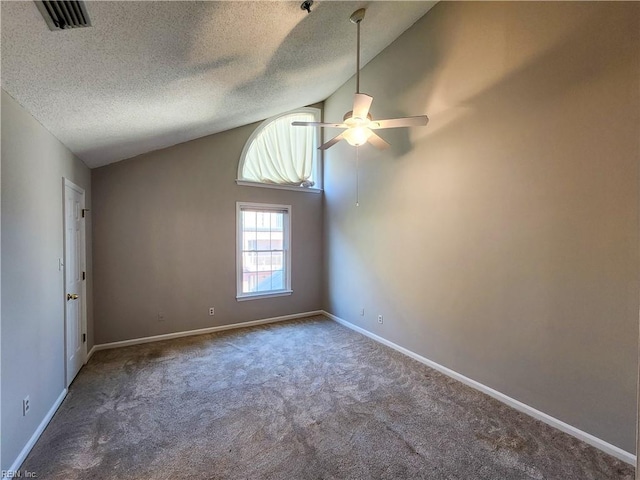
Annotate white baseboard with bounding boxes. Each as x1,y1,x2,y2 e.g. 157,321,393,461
323,310,636,466
90,310,324,354
4,388,67,477
86,344,97,362
7,311,632,475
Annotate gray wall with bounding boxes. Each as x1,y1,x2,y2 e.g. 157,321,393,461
92,119,323,345
323,2,639,453
1,90,93,469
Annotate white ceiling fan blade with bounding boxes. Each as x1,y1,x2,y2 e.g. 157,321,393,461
367,131,390,150
319,132,346,150
352,93,373,120
370,115,429,129
292,121,347,128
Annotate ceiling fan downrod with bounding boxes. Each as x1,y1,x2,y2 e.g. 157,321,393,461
350,8,366,94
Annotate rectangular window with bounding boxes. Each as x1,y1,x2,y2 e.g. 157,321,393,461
237,202,292,301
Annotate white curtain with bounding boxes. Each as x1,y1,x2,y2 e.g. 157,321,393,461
241,112,317,186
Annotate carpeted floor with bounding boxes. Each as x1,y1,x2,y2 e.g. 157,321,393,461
22,315,633,479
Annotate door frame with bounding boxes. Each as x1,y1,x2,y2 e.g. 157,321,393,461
63,178,88,387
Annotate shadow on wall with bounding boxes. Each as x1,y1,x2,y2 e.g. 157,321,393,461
421,2,638,146
357,2,637,160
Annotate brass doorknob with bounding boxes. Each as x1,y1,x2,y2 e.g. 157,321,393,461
67,293,79,301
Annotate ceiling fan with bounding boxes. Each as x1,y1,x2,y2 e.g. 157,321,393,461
292,8,429,150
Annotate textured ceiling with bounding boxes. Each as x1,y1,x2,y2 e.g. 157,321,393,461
1,1,436,168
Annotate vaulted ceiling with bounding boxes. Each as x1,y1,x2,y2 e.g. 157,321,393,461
1,1,436,167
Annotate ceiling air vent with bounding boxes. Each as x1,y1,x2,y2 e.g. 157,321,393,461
34,1,91,31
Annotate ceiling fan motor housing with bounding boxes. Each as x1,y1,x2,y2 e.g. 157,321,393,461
343,111,373,123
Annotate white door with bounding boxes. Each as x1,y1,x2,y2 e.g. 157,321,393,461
64,179,86,386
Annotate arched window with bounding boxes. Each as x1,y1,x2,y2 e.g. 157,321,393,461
237,107,321,191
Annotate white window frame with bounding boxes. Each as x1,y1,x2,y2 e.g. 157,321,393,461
236,202,292,301
236,107,323,193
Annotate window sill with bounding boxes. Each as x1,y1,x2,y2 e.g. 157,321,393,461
236,180,322,194
236,290,293,302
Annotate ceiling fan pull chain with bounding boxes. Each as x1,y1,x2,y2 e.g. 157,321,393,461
356,146,360,207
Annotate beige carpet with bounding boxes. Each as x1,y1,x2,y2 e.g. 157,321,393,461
21,315,633,479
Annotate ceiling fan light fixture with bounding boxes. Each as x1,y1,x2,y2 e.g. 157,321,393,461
344,127,372,147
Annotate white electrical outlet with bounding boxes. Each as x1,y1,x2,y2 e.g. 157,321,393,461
157,312,165,322
208,307,215,316
378,315,383,324
23,396,30,416
360,308,365,316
